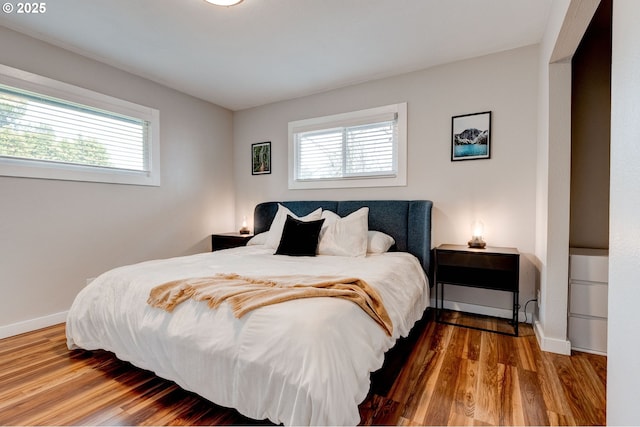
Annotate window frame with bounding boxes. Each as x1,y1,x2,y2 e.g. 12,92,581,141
288,103,407,190
0,64,160,186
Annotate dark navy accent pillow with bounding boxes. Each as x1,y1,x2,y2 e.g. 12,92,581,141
275,215,325,257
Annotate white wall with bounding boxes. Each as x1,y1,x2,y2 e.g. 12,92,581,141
233,45,540,316
534,0,599,355
534,0,566,352
532,4,640,424
608,1,640,424
0,27,235,336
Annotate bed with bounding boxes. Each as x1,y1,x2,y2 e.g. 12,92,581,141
66,200,433,426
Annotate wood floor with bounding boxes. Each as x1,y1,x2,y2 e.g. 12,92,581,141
0,313,606,426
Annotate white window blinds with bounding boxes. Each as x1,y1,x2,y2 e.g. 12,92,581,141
289,103,406,189
0,85,149,172
295,119,397,180
0,64,159,186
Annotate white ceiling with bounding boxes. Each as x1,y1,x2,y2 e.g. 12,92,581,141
0,0,552,111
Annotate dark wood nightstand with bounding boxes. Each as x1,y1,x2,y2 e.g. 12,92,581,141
434,244,520,336
211,232,253,252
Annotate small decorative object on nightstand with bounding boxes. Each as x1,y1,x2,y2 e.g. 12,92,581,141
435,244,520,336
211,232,253,252
239,216,251,235
467,220,486,248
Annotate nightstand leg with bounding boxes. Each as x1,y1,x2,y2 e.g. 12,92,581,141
514,291,519,336
435,281,445,323
435,279,439,321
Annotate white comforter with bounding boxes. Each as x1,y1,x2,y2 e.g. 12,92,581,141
66,245,429,426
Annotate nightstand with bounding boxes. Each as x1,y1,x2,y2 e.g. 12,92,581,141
434,244,520,336
211,232,253,252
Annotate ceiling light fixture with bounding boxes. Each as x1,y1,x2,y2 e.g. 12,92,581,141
204,0,243,6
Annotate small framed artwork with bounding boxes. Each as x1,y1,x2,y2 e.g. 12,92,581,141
451,111,491,161
252,141,271,175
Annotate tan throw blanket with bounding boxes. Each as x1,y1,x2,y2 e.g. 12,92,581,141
148,273,393,336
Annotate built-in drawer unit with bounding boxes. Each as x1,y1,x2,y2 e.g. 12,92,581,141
569,281,608,318
570,248,608,283
568,248,608,355
569,316,608,354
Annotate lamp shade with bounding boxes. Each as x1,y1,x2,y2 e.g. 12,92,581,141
468,220,486,248
471,220,484,238
239,215,251,234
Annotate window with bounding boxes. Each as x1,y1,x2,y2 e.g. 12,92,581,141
288,103,406,189
0,64,160,186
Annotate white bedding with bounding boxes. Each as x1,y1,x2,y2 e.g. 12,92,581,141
66,245,429,426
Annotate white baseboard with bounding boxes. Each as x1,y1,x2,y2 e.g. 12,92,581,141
0,311,68,340
533,319,572,355
571,346,607,356
435,299,533,324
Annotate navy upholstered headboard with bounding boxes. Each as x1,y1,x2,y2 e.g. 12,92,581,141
253,200,433,274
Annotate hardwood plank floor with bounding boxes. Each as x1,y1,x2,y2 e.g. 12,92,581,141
0,313,606,426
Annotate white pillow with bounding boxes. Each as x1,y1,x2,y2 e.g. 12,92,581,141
317,207,369,257
246,231,268,246
367,230,395,254
318,209,340,243
319,209,340,228
264,204,323,249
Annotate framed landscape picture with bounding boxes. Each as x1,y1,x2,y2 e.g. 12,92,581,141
451,111,491,161
252,141,271,175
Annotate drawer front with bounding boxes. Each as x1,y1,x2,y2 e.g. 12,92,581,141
211,235,250,251
570,254,608,282
569,315,608,354
437,251,519,271
436,250,519,292
570,281,608,318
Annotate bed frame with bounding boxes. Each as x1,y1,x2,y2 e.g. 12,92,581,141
255,200,434,398
254,200,433,274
